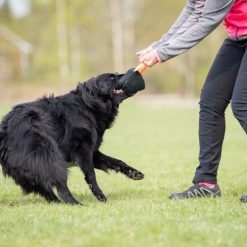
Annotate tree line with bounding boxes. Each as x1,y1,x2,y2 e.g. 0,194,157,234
0,0,226,96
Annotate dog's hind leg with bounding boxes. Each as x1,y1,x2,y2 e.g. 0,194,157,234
22,183,60,203
28,133,81,205
2,126,81,205
17,159,78,205
93,151,144,180
55,183,81,205
41,189,60,203
37,186,60,203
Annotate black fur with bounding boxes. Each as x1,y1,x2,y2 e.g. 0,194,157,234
0,73,144,205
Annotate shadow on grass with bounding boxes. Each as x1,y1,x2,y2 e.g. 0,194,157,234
0,187,150,207
73,187,152,205
0,194,49,207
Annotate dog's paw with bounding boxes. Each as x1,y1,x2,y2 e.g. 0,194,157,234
127,170,144,180
96,193,107,202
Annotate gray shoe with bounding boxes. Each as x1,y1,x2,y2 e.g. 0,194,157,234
169,184,221,200
240,194,247,202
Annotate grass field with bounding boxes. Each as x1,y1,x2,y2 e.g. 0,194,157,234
0,100,247,247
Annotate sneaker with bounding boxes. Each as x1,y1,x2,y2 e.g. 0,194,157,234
169,184,221,200
240,194,247,202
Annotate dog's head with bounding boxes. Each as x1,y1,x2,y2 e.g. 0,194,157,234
93,73,131,104
83,73,131,102
76,73,132,114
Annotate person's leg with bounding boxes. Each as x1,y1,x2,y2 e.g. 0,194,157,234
231,41,247,131
170,39,245,199
229,40,247,202
193,39,245,184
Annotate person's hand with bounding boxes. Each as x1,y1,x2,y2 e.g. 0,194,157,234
136,47,153,59
136,47,160,67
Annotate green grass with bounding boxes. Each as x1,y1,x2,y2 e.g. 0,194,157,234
0,101,247,247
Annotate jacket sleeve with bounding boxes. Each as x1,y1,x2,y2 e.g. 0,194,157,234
153,0,235,62
150,0,194,49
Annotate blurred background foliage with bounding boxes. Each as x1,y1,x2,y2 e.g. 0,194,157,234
0,0,227,103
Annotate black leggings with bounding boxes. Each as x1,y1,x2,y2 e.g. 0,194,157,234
193,38,247,184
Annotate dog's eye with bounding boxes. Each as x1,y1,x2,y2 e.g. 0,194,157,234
110,76,115,81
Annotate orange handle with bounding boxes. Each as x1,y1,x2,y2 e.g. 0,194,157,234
134,63,148,74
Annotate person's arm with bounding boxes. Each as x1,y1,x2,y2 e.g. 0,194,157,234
154,0,234,62
150,0,194,49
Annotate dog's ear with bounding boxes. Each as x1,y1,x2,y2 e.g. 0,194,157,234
83,93,113,114
79,80,113,114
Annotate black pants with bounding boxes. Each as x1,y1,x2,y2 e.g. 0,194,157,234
193,38,247,184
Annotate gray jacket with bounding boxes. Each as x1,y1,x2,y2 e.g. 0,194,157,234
150,0,235,62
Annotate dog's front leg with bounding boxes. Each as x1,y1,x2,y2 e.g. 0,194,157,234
94,151,144,180
74,150,107,202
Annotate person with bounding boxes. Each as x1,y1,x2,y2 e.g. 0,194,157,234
137,0,247,202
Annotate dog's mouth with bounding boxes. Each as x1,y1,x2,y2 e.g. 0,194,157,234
113,74,125,95
112,80,130,103
113,69,145,97
113,88,124,95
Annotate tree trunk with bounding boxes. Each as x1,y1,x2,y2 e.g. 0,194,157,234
56,0,70,83
110,0,124,72
68,0,81,82
123,0,136,67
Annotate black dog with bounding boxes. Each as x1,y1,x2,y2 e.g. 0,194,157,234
0,73,144,205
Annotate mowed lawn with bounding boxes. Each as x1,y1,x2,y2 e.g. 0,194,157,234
0,100,247,247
